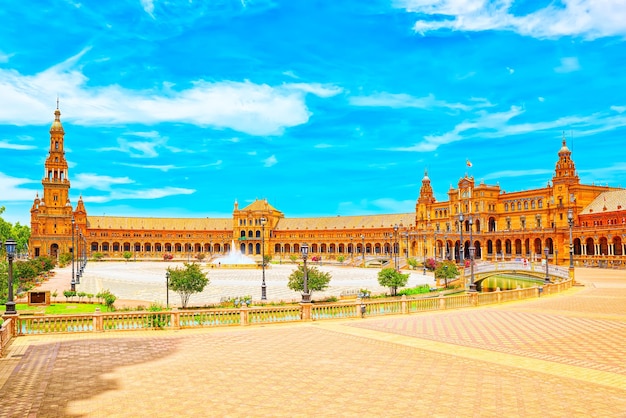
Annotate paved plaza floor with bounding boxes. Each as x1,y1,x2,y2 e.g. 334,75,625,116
1,268,625,417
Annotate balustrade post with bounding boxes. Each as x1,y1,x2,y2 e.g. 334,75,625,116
239,306,249,326
300,303,312,321
401,295,408,314
171,308,180,330
438,293,446,310
469,292,478,307
496,287,502,304
93,308,103,332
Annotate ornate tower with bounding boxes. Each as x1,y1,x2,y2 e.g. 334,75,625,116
552,135,579,186
29,105,75,258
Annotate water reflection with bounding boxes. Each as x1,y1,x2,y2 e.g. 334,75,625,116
478,274,544,292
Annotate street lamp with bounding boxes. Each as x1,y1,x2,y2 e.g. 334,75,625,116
75,227,81,284
2,239,17,315
71,217,76,291
422,233,427,275
567,208,574,269
350,236,353,261
459,212,464,265
469,246,476,292
543,247,550,283
361,234,365,268
261,217,267,300
468,215,476,292
393,224,399,270
301,243,310,303
165,270,170,308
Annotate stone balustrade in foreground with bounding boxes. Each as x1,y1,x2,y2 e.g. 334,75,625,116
1,280,573,354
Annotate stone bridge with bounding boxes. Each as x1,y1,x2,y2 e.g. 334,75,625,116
452,261,573,289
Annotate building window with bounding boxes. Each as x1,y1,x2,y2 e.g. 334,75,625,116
504,203,509,211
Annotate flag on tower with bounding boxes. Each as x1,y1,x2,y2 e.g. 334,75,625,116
466,159,473,168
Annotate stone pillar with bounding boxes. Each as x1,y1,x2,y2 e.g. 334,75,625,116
171,307,180,330
438,293,446,310
239,306,249,326
401,295,408,314
300,303,312,321
93,308,103,332
496,287,502,304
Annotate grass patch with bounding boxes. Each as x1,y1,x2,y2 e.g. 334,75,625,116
1,303,107,315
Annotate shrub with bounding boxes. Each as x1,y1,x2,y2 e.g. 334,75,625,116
92,252,104,261
163,253,174,261
196,253,206,261
337,255,345,263
397,284,431,296
58,253,72,268
145,302,169,329
63,289,77,302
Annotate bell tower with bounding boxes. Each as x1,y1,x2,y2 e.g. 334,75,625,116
552,135,579,186
29,104,75,258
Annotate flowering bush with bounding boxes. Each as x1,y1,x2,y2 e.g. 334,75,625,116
163,253,174,261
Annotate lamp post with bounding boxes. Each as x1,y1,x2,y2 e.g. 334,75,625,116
261,217,267,300
165,270,170,308
393,224,399,271
2,239,17,315
71,217,76,291
404,231,409,259
75,227,82,284
543,247,550,283
423,233,427,275
567,208,574,269
469,215,476,291
459,212,464,265
361,234,365,268
301,243,310,303
350,236,353,262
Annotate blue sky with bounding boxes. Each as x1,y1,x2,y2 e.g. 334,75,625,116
1,0,626,226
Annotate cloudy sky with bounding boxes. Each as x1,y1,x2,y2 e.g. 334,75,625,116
1,0,626,226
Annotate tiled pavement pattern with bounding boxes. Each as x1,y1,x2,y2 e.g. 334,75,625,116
1,268,625,417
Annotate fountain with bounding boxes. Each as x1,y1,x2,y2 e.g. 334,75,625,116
211,240,258,268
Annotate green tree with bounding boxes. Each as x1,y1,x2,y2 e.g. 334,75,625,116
58,252,72,267
377,267,409,296
122,251,133,261
0,206,31,254
434,261,459,288
287,265,331,298
167,263,209,308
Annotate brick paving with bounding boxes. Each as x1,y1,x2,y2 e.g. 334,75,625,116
1,268,625,417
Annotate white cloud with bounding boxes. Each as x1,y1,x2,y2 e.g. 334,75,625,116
555,57,581,73
483,169,553,181
0,51,342,136
263,155,278,167
140,0,155,18
610,105,626,113
350,92,493,111
390,105,626,153
0,51,14,64
0,141,37,150
82,187,195,203
506,67,515,74
0,172,39,201
337,198,415,215
97,137,163,158
314,143,333,149
71,173,134,191
399,0,626,39
538,97,545,102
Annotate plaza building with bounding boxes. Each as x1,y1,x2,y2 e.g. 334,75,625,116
29,107,626,268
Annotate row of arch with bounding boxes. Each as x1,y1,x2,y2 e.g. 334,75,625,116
85,235,625,258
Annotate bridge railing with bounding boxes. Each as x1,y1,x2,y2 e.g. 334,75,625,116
466,261,570,280
4,279,573,341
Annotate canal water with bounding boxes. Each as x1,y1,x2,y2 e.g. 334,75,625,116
478,274,544,292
